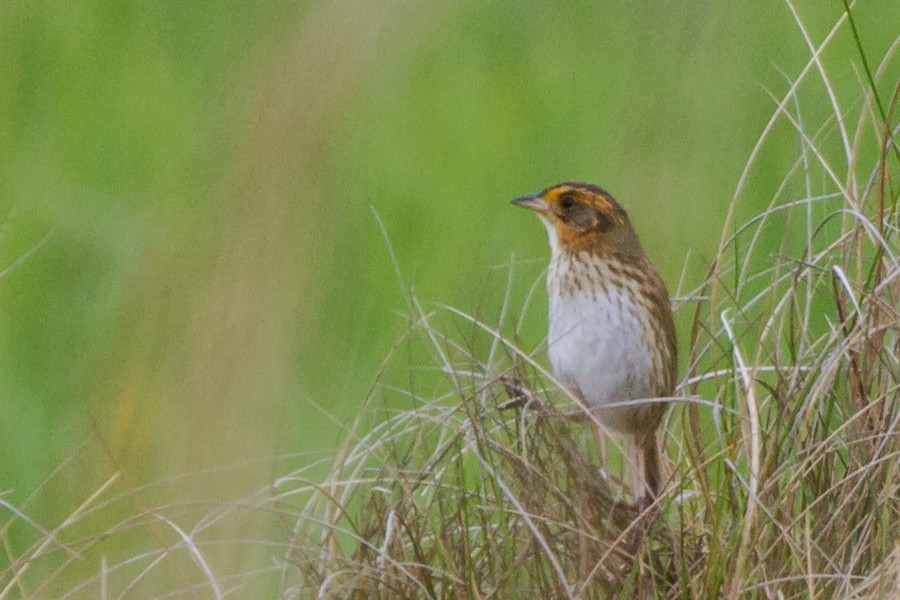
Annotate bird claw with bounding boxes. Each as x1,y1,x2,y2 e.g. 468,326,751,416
498,375,559,415
498,375,532,410
498,376,589,422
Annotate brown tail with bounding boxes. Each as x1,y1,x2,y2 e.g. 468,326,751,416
634,433,662,504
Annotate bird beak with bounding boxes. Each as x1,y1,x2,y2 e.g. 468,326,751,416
511,193,549,213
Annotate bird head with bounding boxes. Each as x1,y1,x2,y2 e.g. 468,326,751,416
512,182,641,256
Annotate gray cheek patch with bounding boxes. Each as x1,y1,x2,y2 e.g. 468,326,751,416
565,204,612,233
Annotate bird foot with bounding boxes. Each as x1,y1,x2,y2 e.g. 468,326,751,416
498,375,548,412
498,376,590,422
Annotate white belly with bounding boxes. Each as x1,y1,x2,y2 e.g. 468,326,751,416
548,289,657,432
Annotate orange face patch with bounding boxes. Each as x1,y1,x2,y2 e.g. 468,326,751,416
531,183,632,253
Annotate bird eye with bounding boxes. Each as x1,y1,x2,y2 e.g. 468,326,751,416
559,195,575,210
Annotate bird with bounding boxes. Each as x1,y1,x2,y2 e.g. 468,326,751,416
511,181,677,506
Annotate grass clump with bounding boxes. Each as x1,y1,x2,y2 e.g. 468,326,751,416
2,5,897,599
283,9,899,599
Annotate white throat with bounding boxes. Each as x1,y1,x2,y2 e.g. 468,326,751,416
538,215,561,256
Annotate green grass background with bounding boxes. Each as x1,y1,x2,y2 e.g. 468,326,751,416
1,0,896,577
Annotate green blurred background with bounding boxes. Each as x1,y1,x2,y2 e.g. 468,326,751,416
1,0,895,586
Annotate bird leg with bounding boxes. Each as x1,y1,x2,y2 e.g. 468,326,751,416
498,375,589,421
633,432,662,510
